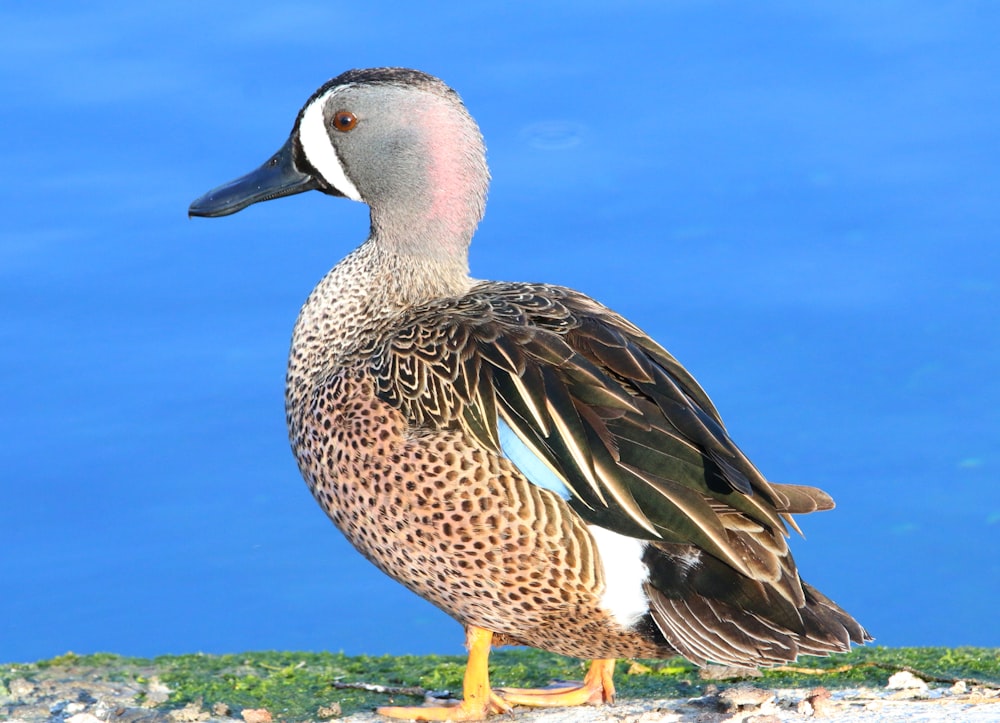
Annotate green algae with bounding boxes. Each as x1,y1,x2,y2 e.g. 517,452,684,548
3,647,998,721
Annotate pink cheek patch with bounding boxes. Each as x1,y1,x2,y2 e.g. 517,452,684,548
421,104,479,236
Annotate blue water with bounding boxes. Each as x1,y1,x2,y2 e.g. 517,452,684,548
2,2,998,663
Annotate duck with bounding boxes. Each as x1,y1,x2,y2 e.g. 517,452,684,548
189,67,870,721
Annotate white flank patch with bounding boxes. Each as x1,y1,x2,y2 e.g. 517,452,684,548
587,524,649,627
298,89,363,202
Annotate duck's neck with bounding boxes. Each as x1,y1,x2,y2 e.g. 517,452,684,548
365,86,489,267
288,235,473,375
289,88,489,380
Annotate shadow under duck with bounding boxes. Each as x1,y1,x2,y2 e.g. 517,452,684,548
190,67,870,721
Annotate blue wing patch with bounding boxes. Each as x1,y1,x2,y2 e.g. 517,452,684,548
497,417,572,500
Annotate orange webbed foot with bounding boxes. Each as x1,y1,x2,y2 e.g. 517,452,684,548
496,658,616,708
375,630,616,720
377,626,510,721
377,690,510,722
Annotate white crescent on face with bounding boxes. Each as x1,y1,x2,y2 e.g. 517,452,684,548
298,88,363,202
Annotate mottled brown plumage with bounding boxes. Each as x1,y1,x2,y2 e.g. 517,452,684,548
191,67,870,719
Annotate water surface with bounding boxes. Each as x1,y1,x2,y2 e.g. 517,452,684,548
1,2,998,662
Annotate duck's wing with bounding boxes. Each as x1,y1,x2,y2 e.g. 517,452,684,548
368,281,832,599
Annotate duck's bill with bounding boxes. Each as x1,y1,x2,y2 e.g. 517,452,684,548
188,136,319,218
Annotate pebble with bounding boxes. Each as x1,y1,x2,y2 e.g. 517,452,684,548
718,684,775,710
700,664,762,680
886,671,929,691
212,702,232,716
797,686,840,717
8,678,35,700
144,676,172,706
66,715,104,723
620,709,681,722
113,706,173,722
168,701,209,722
241,708,273,723
317,702,343,718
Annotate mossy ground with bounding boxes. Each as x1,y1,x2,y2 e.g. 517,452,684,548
4,647,999,721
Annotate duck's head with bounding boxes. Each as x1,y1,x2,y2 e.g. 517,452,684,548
190,68,489,252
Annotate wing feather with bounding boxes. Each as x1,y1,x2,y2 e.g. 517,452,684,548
367,281,837,596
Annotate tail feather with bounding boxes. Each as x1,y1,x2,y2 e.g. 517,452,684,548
642,543,871,668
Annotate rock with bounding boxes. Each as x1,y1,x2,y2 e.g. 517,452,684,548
212,701,232,716
718,684,775,711
700,665,762,680
885,670,928,691
950,680,968,695
886,671,929,700
241,708,273,723
797,686,839,717
108,707,172,722
621,710,681,723
66,715,105,723
317,702,343,718
169,701,209,722
143,676,172,706
8,678,36,701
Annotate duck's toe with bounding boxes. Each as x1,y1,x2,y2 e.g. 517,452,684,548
377,691,511,722
496,658,616,708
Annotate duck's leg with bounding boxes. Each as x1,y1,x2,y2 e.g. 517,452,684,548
496,658,616,707
377,626,511,722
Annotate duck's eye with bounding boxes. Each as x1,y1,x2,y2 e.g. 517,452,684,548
331,110,357,132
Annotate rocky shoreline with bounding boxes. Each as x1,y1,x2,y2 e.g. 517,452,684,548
3,653,998,723
4,672,999,722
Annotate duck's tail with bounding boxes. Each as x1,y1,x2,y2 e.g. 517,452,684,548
641,541,872,668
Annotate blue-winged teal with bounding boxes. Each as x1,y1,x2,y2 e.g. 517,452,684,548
190,68,870,721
